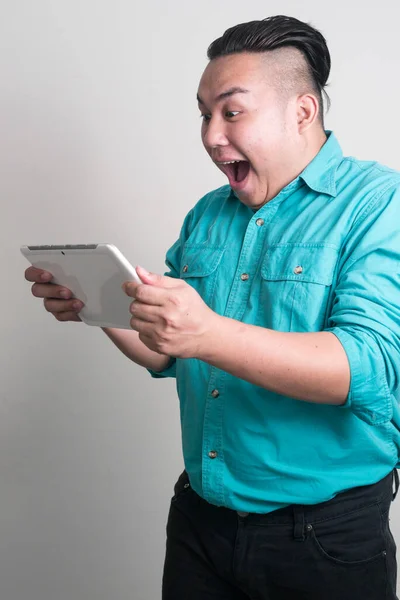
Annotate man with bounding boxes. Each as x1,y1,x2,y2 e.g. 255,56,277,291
25,15,400,600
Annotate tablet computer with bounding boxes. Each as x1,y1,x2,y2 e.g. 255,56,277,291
21,243,141,329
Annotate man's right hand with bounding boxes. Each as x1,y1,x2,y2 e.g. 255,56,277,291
25,267,84,322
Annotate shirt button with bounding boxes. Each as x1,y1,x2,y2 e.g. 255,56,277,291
208,450,218,459
293,265,303,274
241,273,249,281
256,218,264,227
182,265,189,273
211,389,220,398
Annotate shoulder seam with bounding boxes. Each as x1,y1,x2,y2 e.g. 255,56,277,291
352,178,400,229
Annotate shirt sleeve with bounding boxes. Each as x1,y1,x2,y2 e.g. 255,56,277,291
147,208,194,379
326,181,400,425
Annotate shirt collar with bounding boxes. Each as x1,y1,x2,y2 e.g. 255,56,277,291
299,130,343,198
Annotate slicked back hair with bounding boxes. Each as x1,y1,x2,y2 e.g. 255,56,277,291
207,15,331,125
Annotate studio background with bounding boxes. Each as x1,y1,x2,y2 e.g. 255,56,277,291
1,1,399,598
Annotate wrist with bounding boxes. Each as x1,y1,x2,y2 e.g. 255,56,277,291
195,312,224,362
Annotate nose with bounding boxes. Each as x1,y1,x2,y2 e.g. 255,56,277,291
202,118,229,151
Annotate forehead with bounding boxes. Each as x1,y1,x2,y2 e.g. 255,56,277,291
198,53,269,101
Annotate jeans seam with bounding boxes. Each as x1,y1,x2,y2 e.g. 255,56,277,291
306,492,393,526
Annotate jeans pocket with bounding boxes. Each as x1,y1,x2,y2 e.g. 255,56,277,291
309,502,387,565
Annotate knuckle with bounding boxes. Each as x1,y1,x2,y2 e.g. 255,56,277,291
163,311,177,329
156,341,168,354
169,294,182,308
135,286,146,301
164,317,175,329
156,328,170,344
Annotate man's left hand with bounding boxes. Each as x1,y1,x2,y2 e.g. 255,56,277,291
122,266,218,359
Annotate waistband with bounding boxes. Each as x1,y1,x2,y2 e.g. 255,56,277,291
179,468,399,527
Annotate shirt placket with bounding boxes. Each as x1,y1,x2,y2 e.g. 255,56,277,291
201,200,280,505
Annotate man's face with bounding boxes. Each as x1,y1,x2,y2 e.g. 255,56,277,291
197,52,300,209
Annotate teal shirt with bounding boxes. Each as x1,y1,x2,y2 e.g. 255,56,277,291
149,132,400,513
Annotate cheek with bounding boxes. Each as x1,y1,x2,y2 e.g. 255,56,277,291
200,121,207,142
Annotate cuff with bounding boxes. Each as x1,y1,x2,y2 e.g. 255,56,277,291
147,357,177,379
327,327,392,425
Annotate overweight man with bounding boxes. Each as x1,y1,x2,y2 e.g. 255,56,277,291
25,15,400,600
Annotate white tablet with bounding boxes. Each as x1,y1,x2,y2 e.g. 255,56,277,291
21,243,141,329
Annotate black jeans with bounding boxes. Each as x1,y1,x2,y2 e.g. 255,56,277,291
162,470,399,600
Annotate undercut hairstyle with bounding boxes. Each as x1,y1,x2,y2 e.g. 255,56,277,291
207,15,331,125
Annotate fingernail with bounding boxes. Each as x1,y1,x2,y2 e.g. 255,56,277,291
41,272,51,281
137,266,149,274
60,290,70,298
73,302,81,310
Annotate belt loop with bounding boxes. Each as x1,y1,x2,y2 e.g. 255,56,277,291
292,505,305,541
392,469,399,501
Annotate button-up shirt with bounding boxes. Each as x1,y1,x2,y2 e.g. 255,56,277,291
148,131,400,513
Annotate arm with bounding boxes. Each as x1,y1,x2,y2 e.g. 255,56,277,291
104,209,196,376
102,327,172,372
198,323,349,405
199,182,400,418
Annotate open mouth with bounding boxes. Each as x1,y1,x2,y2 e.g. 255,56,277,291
217,160,251,189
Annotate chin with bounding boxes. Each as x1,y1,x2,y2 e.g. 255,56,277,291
234,189,263,209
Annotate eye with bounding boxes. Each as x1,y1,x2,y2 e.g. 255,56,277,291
200,114,211,123
225,111,240,119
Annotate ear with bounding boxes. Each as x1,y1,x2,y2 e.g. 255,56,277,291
296,94,320,132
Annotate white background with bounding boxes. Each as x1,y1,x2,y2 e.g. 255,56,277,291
1,0,400,598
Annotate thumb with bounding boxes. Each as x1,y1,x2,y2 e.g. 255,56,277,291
135,266,175,287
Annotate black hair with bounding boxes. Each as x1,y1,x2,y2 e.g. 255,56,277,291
207,15,331,121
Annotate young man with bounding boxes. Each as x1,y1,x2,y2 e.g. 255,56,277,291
26,15,400,600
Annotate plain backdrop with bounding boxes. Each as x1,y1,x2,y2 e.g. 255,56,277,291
1,0,400,598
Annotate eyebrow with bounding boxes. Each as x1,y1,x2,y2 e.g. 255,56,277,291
196,86,250,106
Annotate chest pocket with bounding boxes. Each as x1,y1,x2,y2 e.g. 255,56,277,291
180,245,225,308
258,243,339,332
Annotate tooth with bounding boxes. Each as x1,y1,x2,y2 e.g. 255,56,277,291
218,160,243,164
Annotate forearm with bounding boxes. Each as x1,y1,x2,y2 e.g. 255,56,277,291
198,316,350,405
102,327,172,372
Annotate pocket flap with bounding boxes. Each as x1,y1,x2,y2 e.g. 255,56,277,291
180,245,225,278
261,243,339,286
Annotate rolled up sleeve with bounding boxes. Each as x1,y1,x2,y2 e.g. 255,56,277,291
326,182,400,424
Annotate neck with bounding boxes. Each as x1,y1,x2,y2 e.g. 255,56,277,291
266,129,328,203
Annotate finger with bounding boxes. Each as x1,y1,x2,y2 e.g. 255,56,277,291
122,280,141,298
130,283,168,306
138,332,159,353
136,267,178,288
25,267,53,283
44,298,84,313
54,312,82,322
32,283,73,300
129,300,160,323
130,316,154,335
